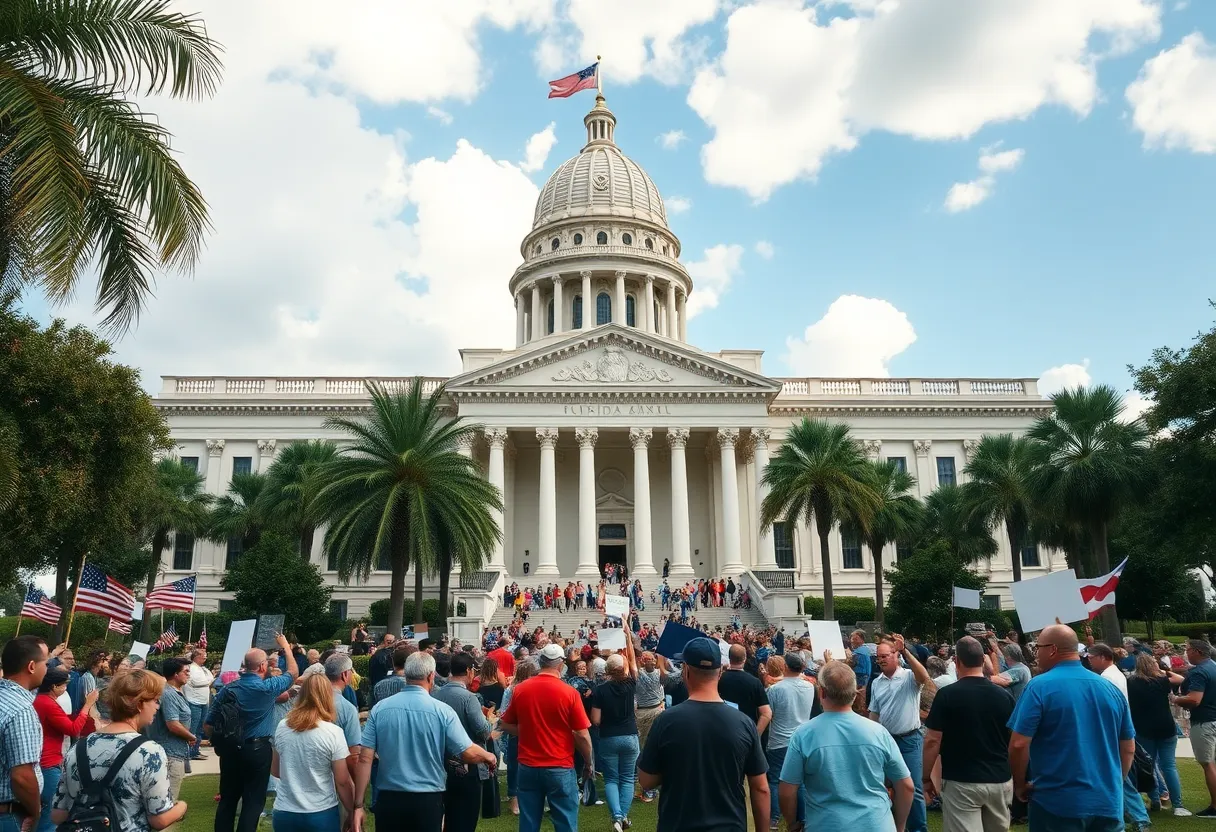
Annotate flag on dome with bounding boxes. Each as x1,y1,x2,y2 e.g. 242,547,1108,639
108,618,132,635
548,62,598,99
1078,557,1129,619
145,575,197,612
20,586,62,626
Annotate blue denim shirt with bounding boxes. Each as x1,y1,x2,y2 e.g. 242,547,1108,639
204,670,294,740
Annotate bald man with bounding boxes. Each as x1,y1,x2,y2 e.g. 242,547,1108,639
208,632,299,832
1008,625,1135,832
718,643,772,736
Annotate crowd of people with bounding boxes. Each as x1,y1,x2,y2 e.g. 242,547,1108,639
3,616,1215,832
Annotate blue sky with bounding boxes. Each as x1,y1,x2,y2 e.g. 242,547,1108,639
27,0,1216,409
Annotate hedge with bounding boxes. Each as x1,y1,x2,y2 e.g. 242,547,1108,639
802,596,877,625
1163,623,1216,639
365,599,465,628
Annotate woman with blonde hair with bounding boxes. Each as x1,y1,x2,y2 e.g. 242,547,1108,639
1129,651,1189,815
760,655,786,687
270,674,355,832
591,634,640,831
501,658,538,815
51,669,186,832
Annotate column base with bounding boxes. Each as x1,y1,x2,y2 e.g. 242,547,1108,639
667,563,695,577
532,564,561,577
721,563,746,577
575,564,600,579
631,564,658,578
754,561,779,571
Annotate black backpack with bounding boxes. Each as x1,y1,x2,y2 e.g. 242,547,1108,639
57,736,150,832
209,686,244,754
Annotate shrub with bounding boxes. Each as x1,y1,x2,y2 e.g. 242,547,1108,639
1163,623,1216,639
802,596,876,625
366,598,464,628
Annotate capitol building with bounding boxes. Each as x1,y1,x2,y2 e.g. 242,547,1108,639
154,95,1058,633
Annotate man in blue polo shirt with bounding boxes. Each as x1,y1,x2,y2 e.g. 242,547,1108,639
1008,624,1135,831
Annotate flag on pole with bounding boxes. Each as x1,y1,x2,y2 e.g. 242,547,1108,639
107,618,132,635
145,576,197,612
75,564,136,620
154,622,179,653
1078,558,1129,619
548,62,598,99
198,622,207,651
951,586,982,609
20,586,62,625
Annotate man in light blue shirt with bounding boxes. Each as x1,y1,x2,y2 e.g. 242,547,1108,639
868,635,934,832
352,652,496,832
766,653,818,827
323,655,362,754
780,661,913,832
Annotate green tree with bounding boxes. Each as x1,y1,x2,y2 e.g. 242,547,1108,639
0,0,222,331
220,533,335,643
760,419,880,620
206,471,268,551
884,541,988,639
138,456,211,640
854,460,922,631
1027,385,1150,644
961,434,1038,585
314,379,503,634
258,440,337,559
917,484,998,563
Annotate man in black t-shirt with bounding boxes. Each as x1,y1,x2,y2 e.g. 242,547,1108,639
639,638,769,832
718,644,772,738
923,636,1015,832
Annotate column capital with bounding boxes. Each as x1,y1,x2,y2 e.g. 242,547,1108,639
206,439,225,458
751,428,772,447
257,439,277,457
913,439,932,458
629,427,653,449
962,438,980,460
483,427,509,448
715,428,739,449
615,269,628,279
644,273,656,285
579,269,593,280
862,438,882,460
575,427,599,449
667,427,690,449
536,427,560,449
548,273,563,286
455,433,478,453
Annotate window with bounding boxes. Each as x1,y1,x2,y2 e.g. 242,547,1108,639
887,456,907,475
626,295,636,327
596,292,611,325
841,524,863,569
573,233,583,245
376,549,391,571
226,536,243,568
329,600,349,620
551,237,560,251
596,231,608,245
547,299,555,334
773,522,795,569
980,594,1001,611
1021,543,1041,567
896,541,913,562
180,456,199,473
645,238,653,250
233,456,252,477
573,295,583,329
936,457,956,487
599,524,627,540
622,233,632,245
327,550,339,572
173,533,194,570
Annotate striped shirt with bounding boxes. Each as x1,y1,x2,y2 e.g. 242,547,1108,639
635,669,664,708
0,678,44,801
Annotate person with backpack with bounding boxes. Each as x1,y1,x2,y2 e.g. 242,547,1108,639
49,669,186,832
206,634,298,832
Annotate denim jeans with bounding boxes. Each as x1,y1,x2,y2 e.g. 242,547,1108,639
188,702,207,755
1139,735,1182,805
517,765,578,832
894,730,927,832
0,813,20,832
597,734,639,821
1122,771,1150,824
766,745,805,825
505,736,519,798
1026,802,1123,831
37,765,61,832
272,806,340,832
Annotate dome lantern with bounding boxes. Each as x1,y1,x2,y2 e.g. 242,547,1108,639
583,94,616,148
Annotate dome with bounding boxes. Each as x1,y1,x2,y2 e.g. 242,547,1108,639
531,96,668,231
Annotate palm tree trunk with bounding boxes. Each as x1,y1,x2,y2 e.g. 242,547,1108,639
817,518,834,620
141,528,169,642
386,534,408,635
1006,522,1023,585
1090,521,1121,645
413,560,426,626
437,551,451,628
872,541,885,632
299,525,315,562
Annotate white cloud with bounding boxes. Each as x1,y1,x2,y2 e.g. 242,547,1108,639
658,129,688,149
944,145,1024,212
1120,391,1154,424
1039,360,1092,395
665,196,692,214
685,243,744,318
426,105,454,125
754,240,774,259
783,295,916,376
1126,33,1216,153
979,147,1026,174
521,122,559,172
689,0,1160,199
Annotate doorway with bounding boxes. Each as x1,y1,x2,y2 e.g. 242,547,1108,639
598,544,627,576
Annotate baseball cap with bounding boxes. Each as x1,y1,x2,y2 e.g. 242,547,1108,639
539,644,565,663
784,652,805,672
675,637,722,669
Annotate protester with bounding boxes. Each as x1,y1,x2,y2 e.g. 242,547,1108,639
51,669,187,832
369,633,397,685
922,637,1014,832
47,645,83,715
1171,638,1216,818
638,637,770,832
185,649,213,760
371,647,410,706
477,657,505,711
868,634,934,832
779,660,913,832
431,652,493,832
1088,642,1151,829
989,642,1031,702
147,658,195,802
1128,652,1189,816
33,667,97,832
271,674,355,832
500,658,539,816
322,655,362,763
763,652,818,829
352,652,495,832
2,636,50,832
591,637,640,832
1008,624,1135,830
207,633,299,832
718,643,772,736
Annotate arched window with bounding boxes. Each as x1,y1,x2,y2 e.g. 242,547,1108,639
596,231,608,245
626,295,636,327
622,233,633,246
572,295,583,329
547,299,555,334
535,244,542,255
663,244,669,255
645,238,653,250
573,233,583,245
551,237,560,251
596,292,611,325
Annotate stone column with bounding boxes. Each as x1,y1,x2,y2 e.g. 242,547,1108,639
484,428,508,569
752,429,777,569
530,283,543,341
643,275,655,333
550,274,564,335
630,428,656,576
535,427,560,576
677,291,688,341
717,428,743,575
666,281,678,340
614,270,627,325
204,439,225,495
455,434,475,459
575,428,599,578
581,270,593,330
667,428,694,576
256,439,277,473
913,439,933,497
515,293,525,346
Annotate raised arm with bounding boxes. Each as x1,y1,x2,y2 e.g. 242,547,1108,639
894,635,933,689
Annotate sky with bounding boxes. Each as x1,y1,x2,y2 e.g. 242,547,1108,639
21,0,1216,415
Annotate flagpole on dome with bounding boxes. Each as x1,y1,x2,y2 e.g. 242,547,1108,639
63,551,87,646
597,54,603,97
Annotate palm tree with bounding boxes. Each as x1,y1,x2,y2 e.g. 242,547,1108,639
855,460,923,631
919,484,999,563
1027,384,1150,644
139,456,211,640
0,411,17,511
961,434,1037,585
760,419,880,620
313,378,502,635
258,440,338,560
206,471,268,551
0,0,223,332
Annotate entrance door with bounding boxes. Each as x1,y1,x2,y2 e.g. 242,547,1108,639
598,544,627,576
597,523,628,577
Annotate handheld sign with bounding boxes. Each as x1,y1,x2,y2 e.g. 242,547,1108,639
1011,569,1089,633
129,641,151,661
604,595,629,620
598,629,627,651
221,619,257,673
804,620,846,663
130,602,144,622
952,587,982,610
254,614,286,650
655,621,703,661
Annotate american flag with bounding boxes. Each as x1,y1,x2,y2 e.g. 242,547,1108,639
548,62,598,99
198,622,207,651
154,622,179,653
145,576,197,612
20,586,62,626
107,617,132,635
75,564,136,620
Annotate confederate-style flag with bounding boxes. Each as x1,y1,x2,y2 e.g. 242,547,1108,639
548,63,598,99
1078,558,1129,619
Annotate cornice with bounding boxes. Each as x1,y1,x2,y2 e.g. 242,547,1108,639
768,402,1055,417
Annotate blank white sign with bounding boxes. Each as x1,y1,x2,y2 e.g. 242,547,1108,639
129,641,151,661
1011,569,1089,633
804,620,846,663
598,629,626,651
604,595,629,620
221,619,257,673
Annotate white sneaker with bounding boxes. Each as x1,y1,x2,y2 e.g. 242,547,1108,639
612,821,623,832
1175,807,1194,817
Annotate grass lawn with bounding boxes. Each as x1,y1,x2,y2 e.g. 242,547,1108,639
177,764,1212,832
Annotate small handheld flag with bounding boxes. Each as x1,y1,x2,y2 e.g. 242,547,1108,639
198,622,208,651
20,587,63,626
1078,558,1129,619
145,576,197,612
108,618,132,635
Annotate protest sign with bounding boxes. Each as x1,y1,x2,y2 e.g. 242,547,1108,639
1011,569,1089,633
130,602,144,621
605,595,629,620
221,619,257,673
655,621,703,661
952,587,982,609
598,629,626,651
129,641,151,661
804,620,846,663
254,614,285,650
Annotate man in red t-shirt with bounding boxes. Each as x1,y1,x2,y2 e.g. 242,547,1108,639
488,642,515,680
500,643,593,832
